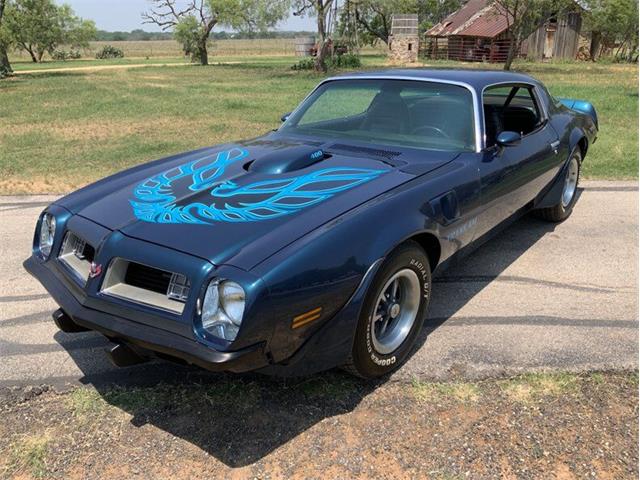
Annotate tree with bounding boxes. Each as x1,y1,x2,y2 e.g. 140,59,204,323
4,0,96,62
492,0,575,70
293,0,335,72
343,0,460,49
418,0,464,31
351,0,416,48
583,0,638,61
0,0,12,75
142,0,289,66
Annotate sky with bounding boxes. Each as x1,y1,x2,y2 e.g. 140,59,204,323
54,0,315,32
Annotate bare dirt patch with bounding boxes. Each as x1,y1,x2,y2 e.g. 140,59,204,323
14,63,191,75
0,371,637,479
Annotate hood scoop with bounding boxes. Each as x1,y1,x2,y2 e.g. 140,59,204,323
248,145,328,174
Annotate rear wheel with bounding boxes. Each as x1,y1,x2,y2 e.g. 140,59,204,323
535,148,581,222
345,241,431,379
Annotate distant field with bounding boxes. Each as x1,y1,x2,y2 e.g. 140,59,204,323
9,39,387,62
9,39,293,60
0,57,636,193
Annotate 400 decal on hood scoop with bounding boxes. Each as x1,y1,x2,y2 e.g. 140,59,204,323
56,138,455,270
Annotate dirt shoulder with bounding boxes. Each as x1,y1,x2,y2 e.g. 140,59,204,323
1,371,637,479
12,61,246,75
12,62,192,74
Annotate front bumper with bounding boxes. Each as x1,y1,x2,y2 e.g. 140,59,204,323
24,256,269,373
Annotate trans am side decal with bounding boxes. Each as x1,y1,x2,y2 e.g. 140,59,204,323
130,147,385,225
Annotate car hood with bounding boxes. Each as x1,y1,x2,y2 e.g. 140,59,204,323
56,136,457,270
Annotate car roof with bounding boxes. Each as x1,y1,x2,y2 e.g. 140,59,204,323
329,68,541,90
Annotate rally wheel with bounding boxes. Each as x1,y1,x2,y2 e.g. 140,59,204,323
535,148,582,222
345,241,431,379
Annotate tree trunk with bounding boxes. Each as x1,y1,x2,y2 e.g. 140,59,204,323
197,20,218,66
28,48,37,63
0,0,9,74
589,31,602,62
504,30,523,71
314,0,329,72
0,47,11,73
503,37,517,70
198,36,208,65
316,40,331,73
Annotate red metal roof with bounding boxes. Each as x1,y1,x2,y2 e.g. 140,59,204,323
426,0,512,38
426,0,489,36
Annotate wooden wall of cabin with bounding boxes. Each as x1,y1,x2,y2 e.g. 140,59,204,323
554,12,582,59
524,12,582,60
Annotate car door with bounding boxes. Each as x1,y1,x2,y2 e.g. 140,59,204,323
474,84,561,239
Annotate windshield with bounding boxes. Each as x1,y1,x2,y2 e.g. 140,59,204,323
281,79,476,152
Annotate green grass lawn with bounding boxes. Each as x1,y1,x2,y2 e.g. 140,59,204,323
0,56,636,193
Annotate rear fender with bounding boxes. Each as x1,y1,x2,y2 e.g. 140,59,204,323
558,97,599,130
535,144,580,209
569,128,588,159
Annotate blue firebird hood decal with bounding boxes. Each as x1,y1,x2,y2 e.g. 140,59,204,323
130,147,385,225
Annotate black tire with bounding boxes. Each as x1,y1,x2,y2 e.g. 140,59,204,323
344,241,431,379
534,148,582,222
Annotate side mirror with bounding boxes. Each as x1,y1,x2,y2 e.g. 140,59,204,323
496,131,521,147
280,112,292,122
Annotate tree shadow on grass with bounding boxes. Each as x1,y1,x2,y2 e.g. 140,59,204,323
54,198,575,466
12,71,90,81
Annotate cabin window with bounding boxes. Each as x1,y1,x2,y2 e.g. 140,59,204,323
483,84,543,146
282,79,476,152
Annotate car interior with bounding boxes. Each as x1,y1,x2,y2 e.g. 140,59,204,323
287,81,477,152
483,85,543,147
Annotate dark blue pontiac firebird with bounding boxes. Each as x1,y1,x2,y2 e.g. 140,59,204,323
25,69,598,378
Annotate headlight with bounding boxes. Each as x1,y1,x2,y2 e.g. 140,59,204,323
38,212,56,259
201,279,246,341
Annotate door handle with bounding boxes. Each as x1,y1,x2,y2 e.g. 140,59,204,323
550,140,560,154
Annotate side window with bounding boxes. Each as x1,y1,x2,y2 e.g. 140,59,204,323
483,85,543,147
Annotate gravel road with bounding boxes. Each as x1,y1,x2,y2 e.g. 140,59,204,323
1,181,637,389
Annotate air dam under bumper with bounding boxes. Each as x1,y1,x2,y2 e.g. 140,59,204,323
23,257,269,373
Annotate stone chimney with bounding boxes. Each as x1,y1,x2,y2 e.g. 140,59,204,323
389,14,419,63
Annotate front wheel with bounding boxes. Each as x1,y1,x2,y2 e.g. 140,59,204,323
344,241,431,378
534,149,582,222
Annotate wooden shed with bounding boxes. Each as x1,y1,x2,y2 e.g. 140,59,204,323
425,0,583,62
525,12,582,59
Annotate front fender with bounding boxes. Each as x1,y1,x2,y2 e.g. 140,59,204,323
252,178,445,366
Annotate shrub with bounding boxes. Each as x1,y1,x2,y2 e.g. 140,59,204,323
291,57,315,70
95,45,124,59
291,53,362,71
51,48,82,61
328,53,361,69
51,49,66,61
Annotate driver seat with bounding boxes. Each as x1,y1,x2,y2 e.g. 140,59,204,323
361,92,410,134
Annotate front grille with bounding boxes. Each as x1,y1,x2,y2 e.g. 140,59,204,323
58,232,95,284
125,263,172,294
101,258,190,314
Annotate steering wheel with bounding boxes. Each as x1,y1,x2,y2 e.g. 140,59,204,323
411,125,450,139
